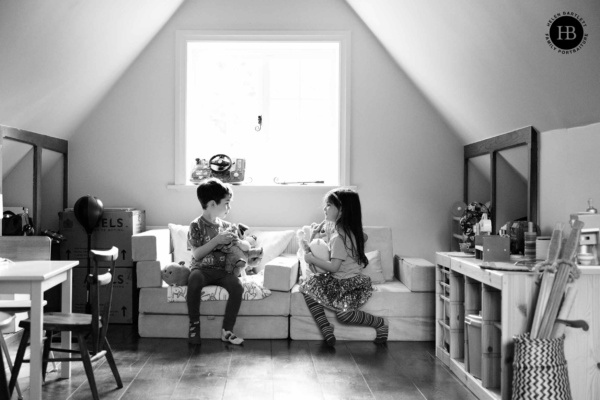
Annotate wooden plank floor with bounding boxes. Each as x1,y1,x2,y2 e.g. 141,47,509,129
5,325,477,400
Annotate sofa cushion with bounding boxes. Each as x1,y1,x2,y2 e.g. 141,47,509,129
168,223,191,264
136,257,171,288
263,255,299,292
246,229,295,272
395,256,435,292
132,228,170,262
167,280,272,303
290,316,434,341
363,250,385,284
167,224,295,272
363,227,394,281
138,314,289,339
297,227,394,282
139,287,291,316
290,280,434,318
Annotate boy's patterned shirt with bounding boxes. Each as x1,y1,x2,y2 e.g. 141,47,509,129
188,216,234,270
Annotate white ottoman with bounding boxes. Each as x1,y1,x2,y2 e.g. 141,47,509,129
263,256,299,292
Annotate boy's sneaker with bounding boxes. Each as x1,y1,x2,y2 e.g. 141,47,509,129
188,321,201,344
221,329,244,345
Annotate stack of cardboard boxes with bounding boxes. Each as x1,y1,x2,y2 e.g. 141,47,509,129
58,208,146,324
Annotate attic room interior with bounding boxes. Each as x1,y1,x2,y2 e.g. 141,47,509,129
1,1,599,399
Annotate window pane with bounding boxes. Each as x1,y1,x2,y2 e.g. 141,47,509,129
184,40,341,185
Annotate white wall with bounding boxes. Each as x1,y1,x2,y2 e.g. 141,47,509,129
346,0,600,145
540,122,600,234
0,0,185,139
68,0,463,262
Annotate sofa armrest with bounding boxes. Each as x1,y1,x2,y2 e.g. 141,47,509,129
394,255,435,292
132,228,171,262
263,254,299,292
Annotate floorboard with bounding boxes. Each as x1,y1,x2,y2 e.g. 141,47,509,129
3,325,477,400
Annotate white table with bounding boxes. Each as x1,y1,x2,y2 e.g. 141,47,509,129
0,260,78,400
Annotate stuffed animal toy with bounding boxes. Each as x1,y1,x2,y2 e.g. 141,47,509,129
309,238,330,261
161,261,191,286
244,234,264,274
298,228,331,274
219,223,263,276
309,220,335,242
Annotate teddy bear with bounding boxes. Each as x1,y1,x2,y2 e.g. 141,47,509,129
218,223,263,276
297,223,332,274
161,261,191,286
308,220,335,242
243,234,264,274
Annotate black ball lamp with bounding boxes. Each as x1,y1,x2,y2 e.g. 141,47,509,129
73,195,104,313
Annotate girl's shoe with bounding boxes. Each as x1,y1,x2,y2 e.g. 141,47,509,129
221,329,244,345
323,323,336,347
374,324,389,344
188,320,201,345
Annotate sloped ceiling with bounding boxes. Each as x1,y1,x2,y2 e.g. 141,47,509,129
345,0,600,144
1,0,599,174
0,0,184,141
0,0,184,178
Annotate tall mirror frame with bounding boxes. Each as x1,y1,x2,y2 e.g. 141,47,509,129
464,126,539,233
1,125,68,235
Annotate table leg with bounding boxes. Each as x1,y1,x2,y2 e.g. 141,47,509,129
30,283,44,400
60,269,72,378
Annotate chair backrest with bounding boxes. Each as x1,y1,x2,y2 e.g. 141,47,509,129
0,312,16,332
0,237,51,308
89,246,118,355
0,236,51,261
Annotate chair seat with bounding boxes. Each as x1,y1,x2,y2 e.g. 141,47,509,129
19,312,102,332
0,313,16,330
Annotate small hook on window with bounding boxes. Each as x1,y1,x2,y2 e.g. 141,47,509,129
255,115,262,131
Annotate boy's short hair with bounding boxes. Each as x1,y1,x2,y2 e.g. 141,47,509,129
196,178,233,209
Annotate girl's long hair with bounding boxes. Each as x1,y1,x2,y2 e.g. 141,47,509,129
327,188,369,267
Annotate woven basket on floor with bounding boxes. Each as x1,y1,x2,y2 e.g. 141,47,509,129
512,333,572,400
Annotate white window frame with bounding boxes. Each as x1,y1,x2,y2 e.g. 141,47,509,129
173,30,351,187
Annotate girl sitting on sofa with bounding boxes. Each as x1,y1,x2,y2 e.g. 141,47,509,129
300,187,388,346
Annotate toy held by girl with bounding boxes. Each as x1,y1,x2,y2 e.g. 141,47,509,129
299,188,388,346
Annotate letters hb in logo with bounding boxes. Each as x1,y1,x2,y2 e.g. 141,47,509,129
549,16,584,50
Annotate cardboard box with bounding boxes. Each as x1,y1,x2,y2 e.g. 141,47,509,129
475,236,510,262
59,208,146,267
72,266,135,324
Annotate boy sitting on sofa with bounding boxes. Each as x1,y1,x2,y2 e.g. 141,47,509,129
186,178,246,345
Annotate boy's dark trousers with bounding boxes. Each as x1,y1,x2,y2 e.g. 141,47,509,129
187,268,244,331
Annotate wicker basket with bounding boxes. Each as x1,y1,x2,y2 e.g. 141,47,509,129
512,333,572,400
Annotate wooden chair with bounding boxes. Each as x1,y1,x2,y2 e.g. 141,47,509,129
0,335,9,400
0,236,52,400
0,312,22,399
0,236,52,262
9,247,123,400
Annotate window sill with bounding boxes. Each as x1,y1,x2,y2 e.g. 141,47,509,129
167,184,353,192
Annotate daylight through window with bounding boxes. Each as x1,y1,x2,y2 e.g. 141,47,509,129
176,32,349,186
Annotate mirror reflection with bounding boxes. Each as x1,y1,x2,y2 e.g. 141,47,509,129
496,146,528,228
2,140,34,213
466,154,491,206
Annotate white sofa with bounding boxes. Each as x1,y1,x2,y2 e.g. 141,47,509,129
132,226,435,341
